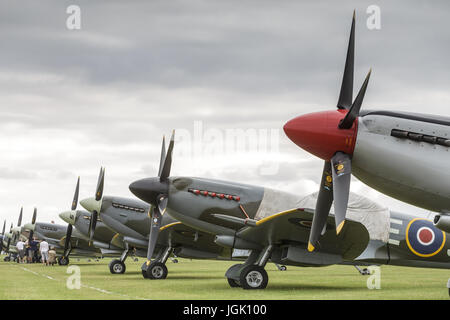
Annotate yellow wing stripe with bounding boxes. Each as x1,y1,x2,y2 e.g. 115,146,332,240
336,221,345,235
159,222,182,232
111,233,120,242
255,208,301,226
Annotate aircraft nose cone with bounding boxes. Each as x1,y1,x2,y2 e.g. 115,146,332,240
23,223,35,231
80,197,102,214
11,226,21,234
129,177,167,206
283,110,358,161
59,210,76,225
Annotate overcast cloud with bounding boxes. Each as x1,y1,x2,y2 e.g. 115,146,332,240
0,0,449,224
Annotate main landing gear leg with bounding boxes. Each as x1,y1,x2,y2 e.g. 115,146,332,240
142,246,173,280
225,245,274,290
109,244,130,274
58,248,72,266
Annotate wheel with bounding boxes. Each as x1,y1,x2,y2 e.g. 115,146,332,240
172,259,179,264
4,256,10,262
227,278,240,288
144,261,168,280
362,268,370,275
279,265,287,271
109,259,126,274
239,265,268,290
58,257,69,266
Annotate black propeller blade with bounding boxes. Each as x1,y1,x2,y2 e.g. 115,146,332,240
18,207,23,227
308,162,333,252
63,224,73,257
160,131,175,181
330,152,352,234
309,12,371,252
0,220,5,251
339,69,371,129
337,10,355,110
28,208,37,242
158,136,166,177
63,177,80,256
5,223,13,251
72,177,80,211
95,168,105,201
143,132,174,271
88,169,104,242
11,208,23,243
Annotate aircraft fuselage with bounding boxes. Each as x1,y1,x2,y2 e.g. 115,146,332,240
353,110,450,213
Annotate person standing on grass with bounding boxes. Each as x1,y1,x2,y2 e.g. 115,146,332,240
16,238,25,263
28,237,39,263
39,239,49,266
25,239,31,263
48,246,56,266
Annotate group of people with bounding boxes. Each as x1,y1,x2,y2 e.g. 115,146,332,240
15,237,57,265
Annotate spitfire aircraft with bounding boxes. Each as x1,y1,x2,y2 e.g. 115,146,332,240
79,163,255,278
18,205,111,265
128,132,450,289
59,173,146,273
283,12,450,248
2,208,25,261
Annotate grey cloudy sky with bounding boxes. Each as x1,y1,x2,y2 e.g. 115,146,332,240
0,0,449,225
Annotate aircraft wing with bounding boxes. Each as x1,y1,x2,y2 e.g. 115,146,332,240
158,222,225,257
236,208,369,260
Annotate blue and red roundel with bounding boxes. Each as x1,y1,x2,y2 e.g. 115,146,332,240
405,218,446,258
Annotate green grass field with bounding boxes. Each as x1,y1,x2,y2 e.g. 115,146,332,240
0,255,448,300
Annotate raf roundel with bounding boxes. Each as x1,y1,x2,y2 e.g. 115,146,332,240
405,218,446,257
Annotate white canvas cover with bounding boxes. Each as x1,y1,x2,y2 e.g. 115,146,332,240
255,189,390,242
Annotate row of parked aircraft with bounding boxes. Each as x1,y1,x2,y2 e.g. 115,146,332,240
1,12,450,290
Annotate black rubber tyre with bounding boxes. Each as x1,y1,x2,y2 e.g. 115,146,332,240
239,265,268,290
58,257,69,266
227,278,241,288
109,259,126,274
145,261,168,280
4,256,10,262
279,265,287,271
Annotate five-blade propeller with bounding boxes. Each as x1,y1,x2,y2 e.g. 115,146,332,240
63,176,80,257
307,12,371,252
88,168,105,242
144,132,174,269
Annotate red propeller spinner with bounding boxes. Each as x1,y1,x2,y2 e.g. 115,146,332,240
283,109,358,161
